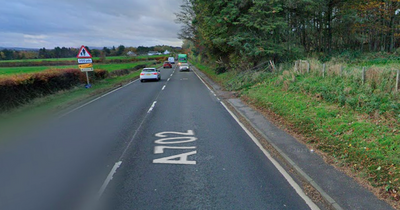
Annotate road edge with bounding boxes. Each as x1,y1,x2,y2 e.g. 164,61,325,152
190,64,342,210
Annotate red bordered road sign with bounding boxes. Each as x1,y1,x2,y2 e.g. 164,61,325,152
76,45,92,58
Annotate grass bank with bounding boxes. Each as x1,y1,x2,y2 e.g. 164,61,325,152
191,58,400,204
0,61,157,76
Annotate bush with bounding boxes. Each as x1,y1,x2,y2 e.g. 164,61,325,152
214,66,227,74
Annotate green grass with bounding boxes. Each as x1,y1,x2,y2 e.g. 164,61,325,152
0,61,157,76
93,61,156,72
0,55,167,63
0,65,77,75
191,58,400,201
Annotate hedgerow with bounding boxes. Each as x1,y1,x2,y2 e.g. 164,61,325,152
0,69,108,111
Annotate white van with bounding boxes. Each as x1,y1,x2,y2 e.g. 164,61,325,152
168,57,175,64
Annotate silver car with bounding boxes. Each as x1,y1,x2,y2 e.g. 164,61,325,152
179,63,190,71
140,68,161,82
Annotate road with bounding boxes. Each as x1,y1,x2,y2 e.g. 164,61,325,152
0,64,316,210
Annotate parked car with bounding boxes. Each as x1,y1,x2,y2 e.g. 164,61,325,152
179,63,190,71
140,68,161,82
163,61,172,68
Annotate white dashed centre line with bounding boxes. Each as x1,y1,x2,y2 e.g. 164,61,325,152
162,85,166,91
148,101,157,113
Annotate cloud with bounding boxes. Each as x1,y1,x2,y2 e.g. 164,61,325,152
0,0,184,48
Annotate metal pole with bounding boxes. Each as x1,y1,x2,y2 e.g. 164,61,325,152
307,61,310,73
322,63,325,78
86,71,90,85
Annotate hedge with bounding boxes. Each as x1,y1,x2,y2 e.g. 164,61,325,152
0,69,108,111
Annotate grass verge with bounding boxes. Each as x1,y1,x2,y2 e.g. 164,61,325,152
191,59,400,205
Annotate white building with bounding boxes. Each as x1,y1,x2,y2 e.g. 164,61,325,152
127,51,137,57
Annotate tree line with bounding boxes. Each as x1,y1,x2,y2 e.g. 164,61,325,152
176,0,400,68
0,45,180,60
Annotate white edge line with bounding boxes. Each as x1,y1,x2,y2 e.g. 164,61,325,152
148,101,157,113
220,102,319,210
193,68,319,210
59,79,138,118
98,161,122,198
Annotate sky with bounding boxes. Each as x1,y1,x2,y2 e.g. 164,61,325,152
0,0,184,49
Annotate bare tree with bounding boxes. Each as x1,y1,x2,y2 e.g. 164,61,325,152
174,0,196,42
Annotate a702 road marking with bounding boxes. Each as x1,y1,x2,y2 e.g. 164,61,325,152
153,130,197,165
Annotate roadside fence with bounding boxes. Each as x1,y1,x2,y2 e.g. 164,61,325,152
293,60,400,93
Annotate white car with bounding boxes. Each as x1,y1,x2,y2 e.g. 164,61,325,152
140,68,161,82
179,63,190,71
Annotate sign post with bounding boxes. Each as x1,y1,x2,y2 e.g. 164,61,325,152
76,45,93,88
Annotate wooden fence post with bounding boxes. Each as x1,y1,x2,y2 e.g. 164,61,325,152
307,61,310,73
396,70,400,92
362,67,366,85
322,63,326,78
340,65,344,76
299,60,302,73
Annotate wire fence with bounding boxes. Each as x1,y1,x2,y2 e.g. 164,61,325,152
292,60,400,93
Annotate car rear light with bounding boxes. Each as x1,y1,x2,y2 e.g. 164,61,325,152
153,73,157,75
140,73,144,75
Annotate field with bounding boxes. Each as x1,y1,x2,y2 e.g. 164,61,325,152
0,54,168,63
0,55,166,112
0,61,157,76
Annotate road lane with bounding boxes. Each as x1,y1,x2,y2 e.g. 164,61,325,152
102,67,314,209
0,66,174,210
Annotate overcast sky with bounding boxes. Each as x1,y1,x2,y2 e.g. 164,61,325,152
0,0,184,49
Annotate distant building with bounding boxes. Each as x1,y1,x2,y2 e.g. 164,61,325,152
148,51,161,56
127,51,137,57
163,50,170,55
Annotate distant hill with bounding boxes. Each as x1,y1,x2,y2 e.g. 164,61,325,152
0,47,39,51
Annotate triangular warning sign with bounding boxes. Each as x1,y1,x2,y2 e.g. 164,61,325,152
76,45,92,58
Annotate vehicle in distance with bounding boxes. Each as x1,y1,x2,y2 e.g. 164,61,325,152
168,57,175,64
179,63,190,71
140,68,161,82
163,61,172,68
178,54,187,65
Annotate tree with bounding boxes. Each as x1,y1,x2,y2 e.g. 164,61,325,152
117,45,126,56
103,47,111,56
175,0,197,42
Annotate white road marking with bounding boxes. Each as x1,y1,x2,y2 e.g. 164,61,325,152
148,101,157,113
98,161,122,198
170,74,173,77
162,85,166,91
153,151,197,165
155,130,195,137
59,79,138,118
167,78,170,81
155,136,197,144
154,146,196,154
193,67,319,210
219,101,320,210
